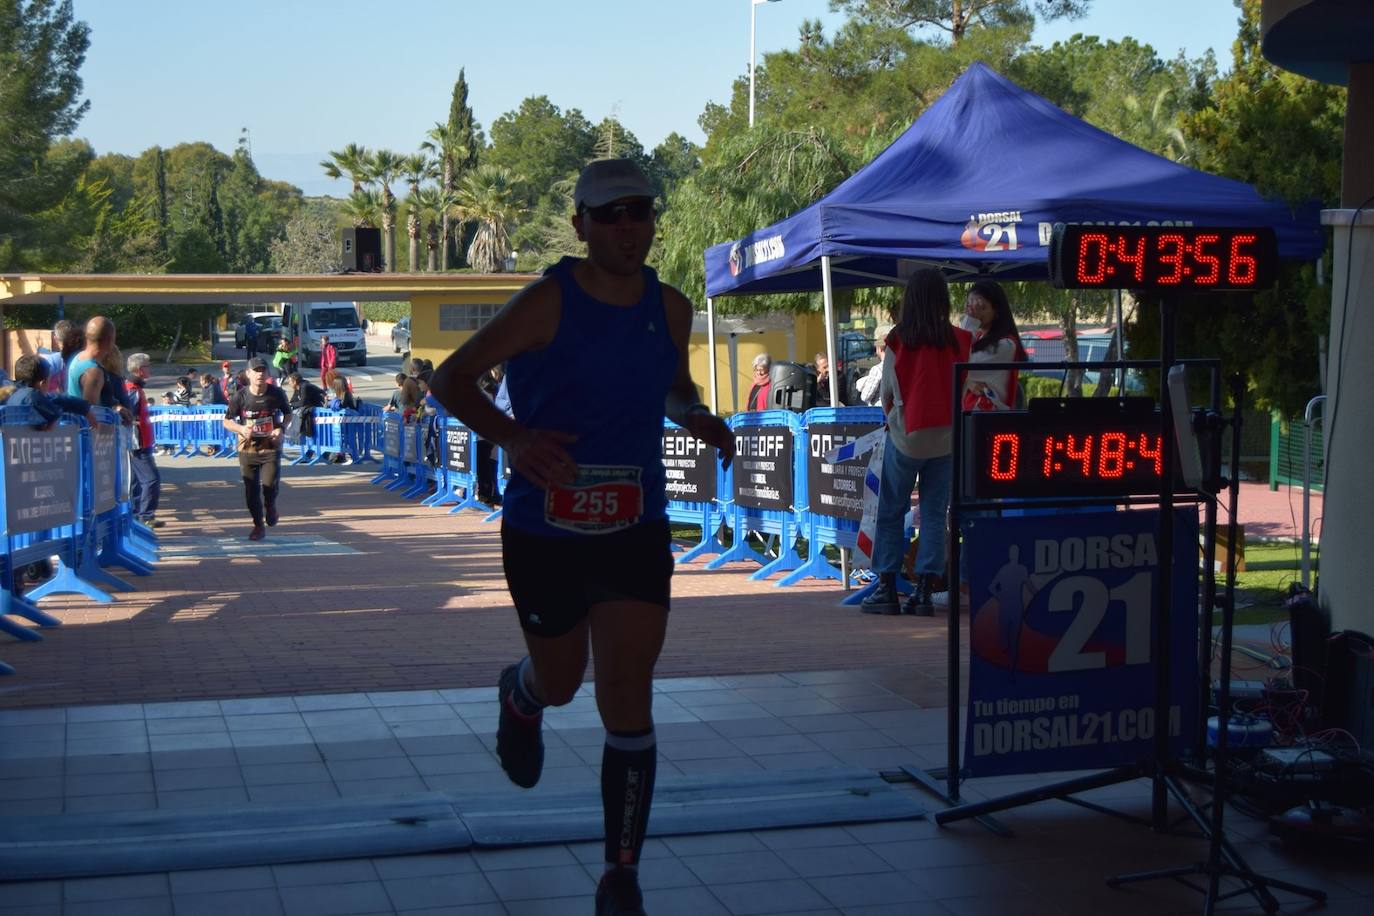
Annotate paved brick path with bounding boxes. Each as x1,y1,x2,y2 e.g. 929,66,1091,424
0,459,954,710
1235,478,1323,540
2,459,1312,712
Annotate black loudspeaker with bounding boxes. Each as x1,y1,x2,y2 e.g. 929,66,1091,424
769,361,816,412
341,227,382,272
1324,630,1374,745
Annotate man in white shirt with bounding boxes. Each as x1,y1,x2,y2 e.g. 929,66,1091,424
855,325,891,406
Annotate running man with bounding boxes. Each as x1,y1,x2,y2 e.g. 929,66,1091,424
431,158,734,916
223,357,292,541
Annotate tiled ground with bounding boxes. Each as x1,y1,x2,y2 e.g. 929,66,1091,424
2,680,1370,916
0,457,1358,915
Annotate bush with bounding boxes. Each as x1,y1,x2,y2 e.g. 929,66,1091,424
1021,376,1118,400
359,301,409,323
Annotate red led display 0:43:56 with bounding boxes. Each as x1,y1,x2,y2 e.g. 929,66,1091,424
1049,224,1279,292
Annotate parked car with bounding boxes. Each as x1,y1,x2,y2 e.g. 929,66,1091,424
234,312,282,350
391,316,411,354
1023,331,1143,392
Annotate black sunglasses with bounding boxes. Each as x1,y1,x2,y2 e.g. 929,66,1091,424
583,199,655,225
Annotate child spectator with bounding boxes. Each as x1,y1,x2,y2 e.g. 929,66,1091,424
5,355,96,427
384,372,406,412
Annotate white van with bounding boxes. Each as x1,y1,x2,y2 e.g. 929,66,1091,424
281,301,367,368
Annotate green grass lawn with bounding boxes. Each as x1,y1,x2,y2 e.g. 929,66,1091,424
1230,540,1316,625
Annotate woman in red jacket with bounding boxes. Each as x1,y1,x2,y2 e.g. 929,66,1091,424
861,268,971,617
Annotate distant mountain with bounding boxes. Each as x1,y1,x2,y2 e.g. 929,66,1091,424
254,151,341,198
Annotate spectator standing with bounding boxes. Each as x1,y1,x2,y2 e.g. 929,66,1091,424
124,353,164,528
59,322,85,383
220,361,237,400
243,314,261,359
272,337,295,381
384,372,406,412
172,377,194,406
67,317,122,409
286,372,326,448
961,279,1026,411
199,372,227,406
476,366,506,505
327,376,356,410
38,319,72,394
861,269,971,617
745,353,772,411
319,334,338,390
813,351,843,407
856,325,892,406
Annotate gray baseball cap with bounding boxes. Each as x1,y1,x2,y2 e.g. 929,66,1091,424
573,158,655,211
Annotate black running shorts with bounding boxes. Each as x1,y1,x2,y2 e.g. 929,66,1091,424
501,518,673,638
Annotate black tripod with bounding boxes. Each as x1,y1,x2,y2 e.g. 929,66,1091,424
1106,374,1325,914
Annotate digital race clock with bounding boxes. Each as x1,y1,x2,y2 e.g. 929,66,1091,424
964,398,1187,500
1049,224,1279,291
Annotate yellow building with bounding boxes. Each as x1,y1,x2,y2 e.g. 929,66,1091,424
1,272,849,413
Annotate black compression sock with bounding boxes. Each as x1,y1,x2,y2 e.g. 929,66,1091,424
602,727,657,869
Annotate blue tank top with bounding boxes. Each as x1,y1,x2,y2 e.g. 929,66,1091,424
502,257,678,536
66,356,100,399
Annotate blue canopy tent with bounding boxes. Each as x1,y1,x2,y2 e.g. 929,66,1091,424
701,61,1324,407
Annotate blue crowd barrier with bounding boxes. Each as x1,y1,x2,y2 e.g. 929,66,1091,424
706,410,806,581
777,406,884,587
371,413,406,487
150,404,383,465
2,405,160,674
664,420,729,565
148,405,234,457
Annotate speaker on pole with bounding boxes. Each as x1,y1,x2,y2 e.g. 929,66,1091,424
341,228,382,272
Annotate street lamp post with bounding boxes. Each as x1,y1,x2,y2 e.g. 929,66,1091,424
749,0,781,128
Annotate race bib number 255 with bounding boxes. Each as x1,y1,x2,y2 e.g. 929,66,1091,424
545,464,643,535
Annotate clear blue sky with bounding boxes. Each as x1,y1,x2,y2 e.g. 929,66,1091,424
70,0,1245,197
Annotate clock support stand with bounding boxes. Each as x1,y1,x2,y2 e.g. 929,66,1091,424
1105,363,1325,914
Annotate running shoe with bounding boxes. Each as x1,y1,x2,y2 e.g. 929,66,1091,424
265,505,279,527
248,524,266,541
595,868,646,916
496,663,544,789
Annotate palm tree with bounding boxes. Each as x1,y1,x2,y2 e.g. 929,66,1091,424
340,188,382,229
320,143,371,194
454,165,525,273
413,186,453,272
368,149,406,272
1122,88,1190,163
421,121,470,270
401,153,434,271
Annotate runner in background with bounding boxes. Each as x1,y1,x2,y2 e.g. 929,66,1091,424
223,357,292,541
431,159,734,916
